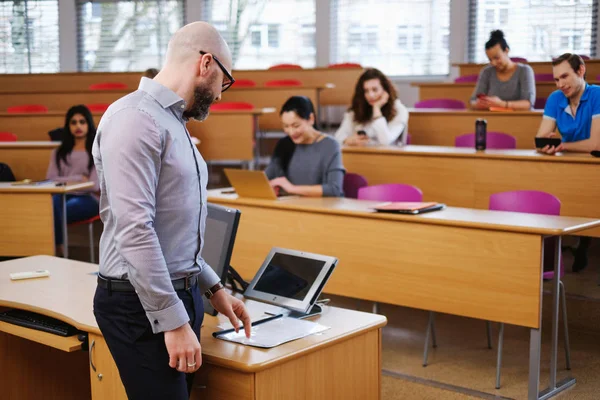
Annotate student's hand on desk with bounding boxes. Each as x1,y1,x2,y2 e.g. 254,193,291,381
483,95,504,108
210,290,252,338
344,133,369,147
165,323,202,373
269,176,295,194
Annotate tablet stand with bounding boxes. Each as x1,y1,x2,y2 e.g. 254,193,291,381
283,304,322,319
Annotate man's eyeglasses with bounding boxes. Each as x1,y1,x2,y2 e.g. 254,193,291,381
199,50,235,92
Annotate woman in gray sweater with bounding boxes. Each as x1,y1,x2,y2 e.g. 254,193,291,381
266,96,345,197
46,105,99,255
471,30,536,111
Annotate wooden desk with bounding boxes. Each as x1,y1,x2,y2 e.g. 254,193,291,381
0,112,103,141
407,109,543,148
0,90,132,112
0,182,93,257
412,81,600,105
223,85,333,131
0,256,386,400
0,141,59,180
342,145,600,236
206,191,600,399
454,60,600,80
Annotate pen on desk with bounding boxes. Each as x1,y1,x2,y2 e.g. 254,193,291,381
212,313,284,338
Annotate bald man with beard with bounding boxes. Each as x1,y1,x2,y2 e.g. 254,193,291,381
92,22,251,400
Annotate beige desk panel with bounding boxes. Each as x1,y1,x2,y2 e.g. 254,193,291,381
0,146,55,180
454,60,600,79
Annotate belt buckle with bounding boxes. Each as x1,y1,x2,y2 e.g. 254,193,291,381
184,275,192,291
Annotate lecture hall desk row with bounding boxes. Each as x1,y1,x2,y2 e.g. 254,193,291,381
0,85,329,131
454,59,600,78
0,255,386,400
206,189,600,399
342,145,600,237
0,67,361,107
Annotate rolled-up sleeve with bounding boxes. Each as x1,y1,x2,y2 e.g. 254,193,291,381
97,107,189,333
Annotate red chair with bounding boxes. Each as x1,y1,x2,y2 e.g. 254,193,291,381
454,74,478,83
210,102,254,111
264,79,302,87
328,62,362,69
7,104,48,113
535,73,554,82
268,64,303,70
68,215,101,263
0,132,17,142
534,97,547,109
454,132,516,149
231,79,257,88
343,173,368,199
86,103,110,113
89,82,127,90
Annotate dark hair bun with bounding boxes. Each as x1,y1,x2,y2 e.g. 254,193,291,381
490,30,504,40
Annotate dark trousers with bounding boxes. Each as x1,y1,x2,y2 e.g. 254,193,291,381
94,283,204,400
52,194,99,245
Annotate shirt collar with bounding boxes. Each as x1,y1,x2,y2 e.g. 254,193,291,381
558,83,589,108
138,77,186,111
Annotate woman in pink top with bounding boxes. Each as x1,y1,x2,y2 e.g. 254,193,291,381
46,105,99,255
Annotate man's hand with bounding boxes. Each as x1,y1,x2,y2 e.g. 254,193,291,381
210,290,252,338
164,323,202,373
536,132,564,155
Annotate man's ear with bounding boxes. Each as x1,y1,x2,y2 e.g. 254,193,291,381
579,65,587,79
198,53,212,77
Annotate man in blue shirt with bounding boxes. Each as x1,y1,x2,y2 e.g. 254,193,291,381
536,53,600,154
535,53,597,273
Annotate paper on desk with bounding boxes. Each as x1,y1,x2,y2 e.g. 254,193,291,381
215,316,330,349
216,299,285,330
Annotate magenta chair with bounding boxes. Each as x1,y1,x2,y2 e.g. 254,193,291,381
357,183,423,202
535,73,554,82
454,74,478,83
510,57,528,63
343,173,368,199
414,98,466,110
455,132,516,149
580,55,591,60
534,97,547,110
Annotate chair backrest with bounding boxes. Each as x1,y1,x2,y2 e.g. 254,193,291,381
534,97,547,110
579,54,591,60
489,190,562,278
210,102,254,111
414,98,466,110
343,173,368,199
510,57,528,63
454,74,479,83
0,132,17,142
264,79,302,87
406,133,411,145
358,183,423,202
454,132,516,149
268,64,303,70
232,79,257,88
7,104,48,113
89,82,128,90
86,103,110,113
535,73,554,82
327,62,362,69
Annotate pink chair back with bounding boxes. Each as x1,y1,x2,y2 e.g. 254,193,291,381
579,55,591,60
510,57,528,63
210,102,254,111
406,133,411,145
264,79,302,87
454,74,478,83
534,97,547,109
7,104,48,113
343,173,368,199
89,82,127,90
489,190,562,279
0,132,17,142
414,98,466,110
268,64,303,70
535,73,554,82
328,62,362,69
455,132,516,149
232,79,257,88
358,184,423,202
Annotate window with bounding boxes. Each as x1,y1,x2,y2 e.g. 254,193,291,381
0,0,59,73
202,0,316,70
331,0,451,76
76,0,185,72
469,0,597,63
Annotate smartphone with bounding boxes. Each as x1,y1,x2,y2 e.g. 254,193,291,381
357,130,367,136
534,137,562,148
476,93,487,99
591,151,600,157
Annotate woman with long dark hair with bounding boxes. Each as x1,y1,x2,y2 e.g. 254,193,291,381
335,68,408,146
266,96,345,197
46,104,100,255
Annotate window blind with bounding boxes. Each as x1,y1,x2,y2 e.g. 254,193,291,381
468,0,598,63
76,0,185,72
0,0,59,73
330,0,451,76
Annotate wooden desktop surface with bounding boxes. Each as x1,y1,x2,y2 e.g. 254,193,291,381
454,60,600,78
207,191,600,329
342,145,600,235
407,108,544,148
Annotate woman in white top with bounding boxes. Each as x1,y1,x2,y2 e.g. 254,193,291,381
335,68,409,146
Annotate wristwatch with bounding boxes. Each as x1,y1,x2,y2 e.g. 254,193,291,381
205,282,224,299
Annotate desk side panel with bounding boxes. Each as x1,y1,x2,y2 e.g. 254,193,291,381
193,364,255,400
254,329,380,400
222,203,542,328
188,115,254,161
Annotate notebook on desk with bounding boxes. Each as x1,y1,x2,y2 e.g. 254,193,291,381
372,202,446,215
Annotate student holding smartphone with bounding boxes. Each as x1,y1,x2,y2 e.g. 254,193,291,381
470,30,535,111
335,68,408,146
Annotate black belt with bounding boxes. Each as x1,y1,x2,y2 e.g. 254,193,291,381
97,273,200,292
